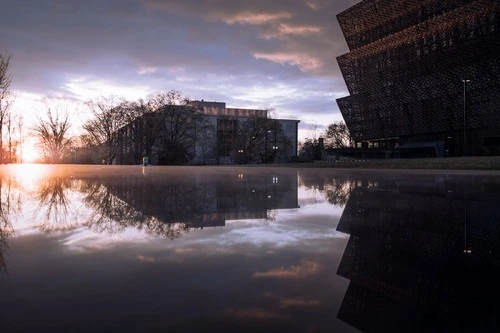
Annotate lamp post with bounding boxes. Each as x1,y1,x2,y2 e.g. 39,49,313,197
238,149,244,164
272,122,278,163
266,130,271,163
462,79,471,156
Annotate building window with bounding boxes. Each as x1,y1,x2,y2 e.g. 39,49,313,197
217,119,236,157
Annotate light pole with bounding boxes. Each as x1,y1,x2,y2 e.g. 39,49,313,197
462,79,471,156
266,130,271,163
238,149,244,164
272,122,278,163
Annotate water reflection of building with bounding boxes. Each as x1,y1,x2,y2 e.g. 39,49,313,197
336,176,500,332
97,171,299,229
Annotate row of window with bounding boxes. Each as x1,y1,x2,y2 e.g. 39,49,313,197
346,12,497,73
348,1,486,49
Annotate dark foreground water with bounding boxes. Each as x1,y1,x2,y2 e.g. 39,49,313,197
0,165,499,333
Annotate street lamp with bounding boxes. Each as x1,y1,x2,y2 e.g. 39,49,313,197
462,79,471,156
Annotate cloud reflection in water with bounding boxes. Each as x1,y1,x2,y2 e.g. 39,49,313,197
0,165,358,333
0,165,351,255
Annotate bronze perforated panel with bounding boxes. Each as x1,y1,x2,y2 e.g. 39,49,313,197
336,0,500,142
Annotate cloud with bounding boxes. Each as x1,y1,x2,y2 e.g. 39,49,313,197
275,23,322,37
253,259,320,279
306,0,321,11
139,0,353,75
64,77,150,101
262,293,322,309
223,12,292,25
225,308,287,320
174,247,194,254
253,52,323,71
279,297,321,309
136,255,155,264
137,66,159,75
0,0,358,130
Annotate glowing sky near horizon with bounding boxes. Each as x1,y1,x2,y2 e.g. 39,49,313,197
1,0,360,141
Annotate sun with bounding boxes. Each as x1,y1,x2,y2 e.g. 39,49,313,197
21,141,40,163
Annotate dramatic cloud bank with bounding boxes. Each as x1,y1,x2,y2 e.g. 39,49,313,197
1,0,360,139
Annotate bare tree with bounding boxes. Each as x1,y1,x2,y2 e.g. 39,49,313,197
0,54,14,163
325,121,353,148
232,116,269,164
298,138,321,161
82,91,214,165
6,112,13,163
307,123,321,142
16,115,24,163
117,99,151,164
153,91,209,165
32,98,73,163
232,116,289,164
4,112,24,163
83,96,127,164
117,96,169,165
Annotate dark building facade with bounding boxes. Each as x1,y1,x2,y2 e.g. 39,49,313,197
336,0,500,156
116,101,299,165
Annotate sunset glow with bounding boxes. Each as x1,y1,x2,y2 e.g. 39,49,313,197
11,163,48,188
21,141,40,163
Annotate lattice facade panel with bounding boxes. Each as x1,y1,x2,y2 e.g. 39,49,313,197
336,0,500,142
338,0,476,51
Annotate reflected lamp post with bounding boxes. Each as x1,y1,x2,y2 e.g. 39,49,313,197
462,79,471,156
463,178,471,254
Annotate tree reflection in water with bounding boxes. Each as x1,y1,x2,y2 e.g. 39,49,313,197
0,166,299,273
78,170,297,238
299,173,357,207
34,177,74,232
324,180,357,207
0,207,12,273
30,175,191,239
80,179,190,239
1,172,293,240
0,176,17,273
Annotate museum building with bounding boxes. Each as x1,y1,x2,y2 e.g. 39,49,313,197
336,0,500,156
116,100,300,165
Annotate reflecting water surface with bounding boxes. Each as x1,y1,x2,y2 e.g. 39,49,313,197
0,165,499,332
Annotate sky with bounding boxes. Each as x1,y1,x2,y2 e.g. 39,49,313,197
0,0,360,141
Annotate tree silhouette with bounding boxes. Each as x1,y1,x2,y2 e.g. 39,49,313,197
0,177,15,274
0,53,14,164
324,121,354,148
33,176,74,232
83,96,128,164
32,98,73,163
